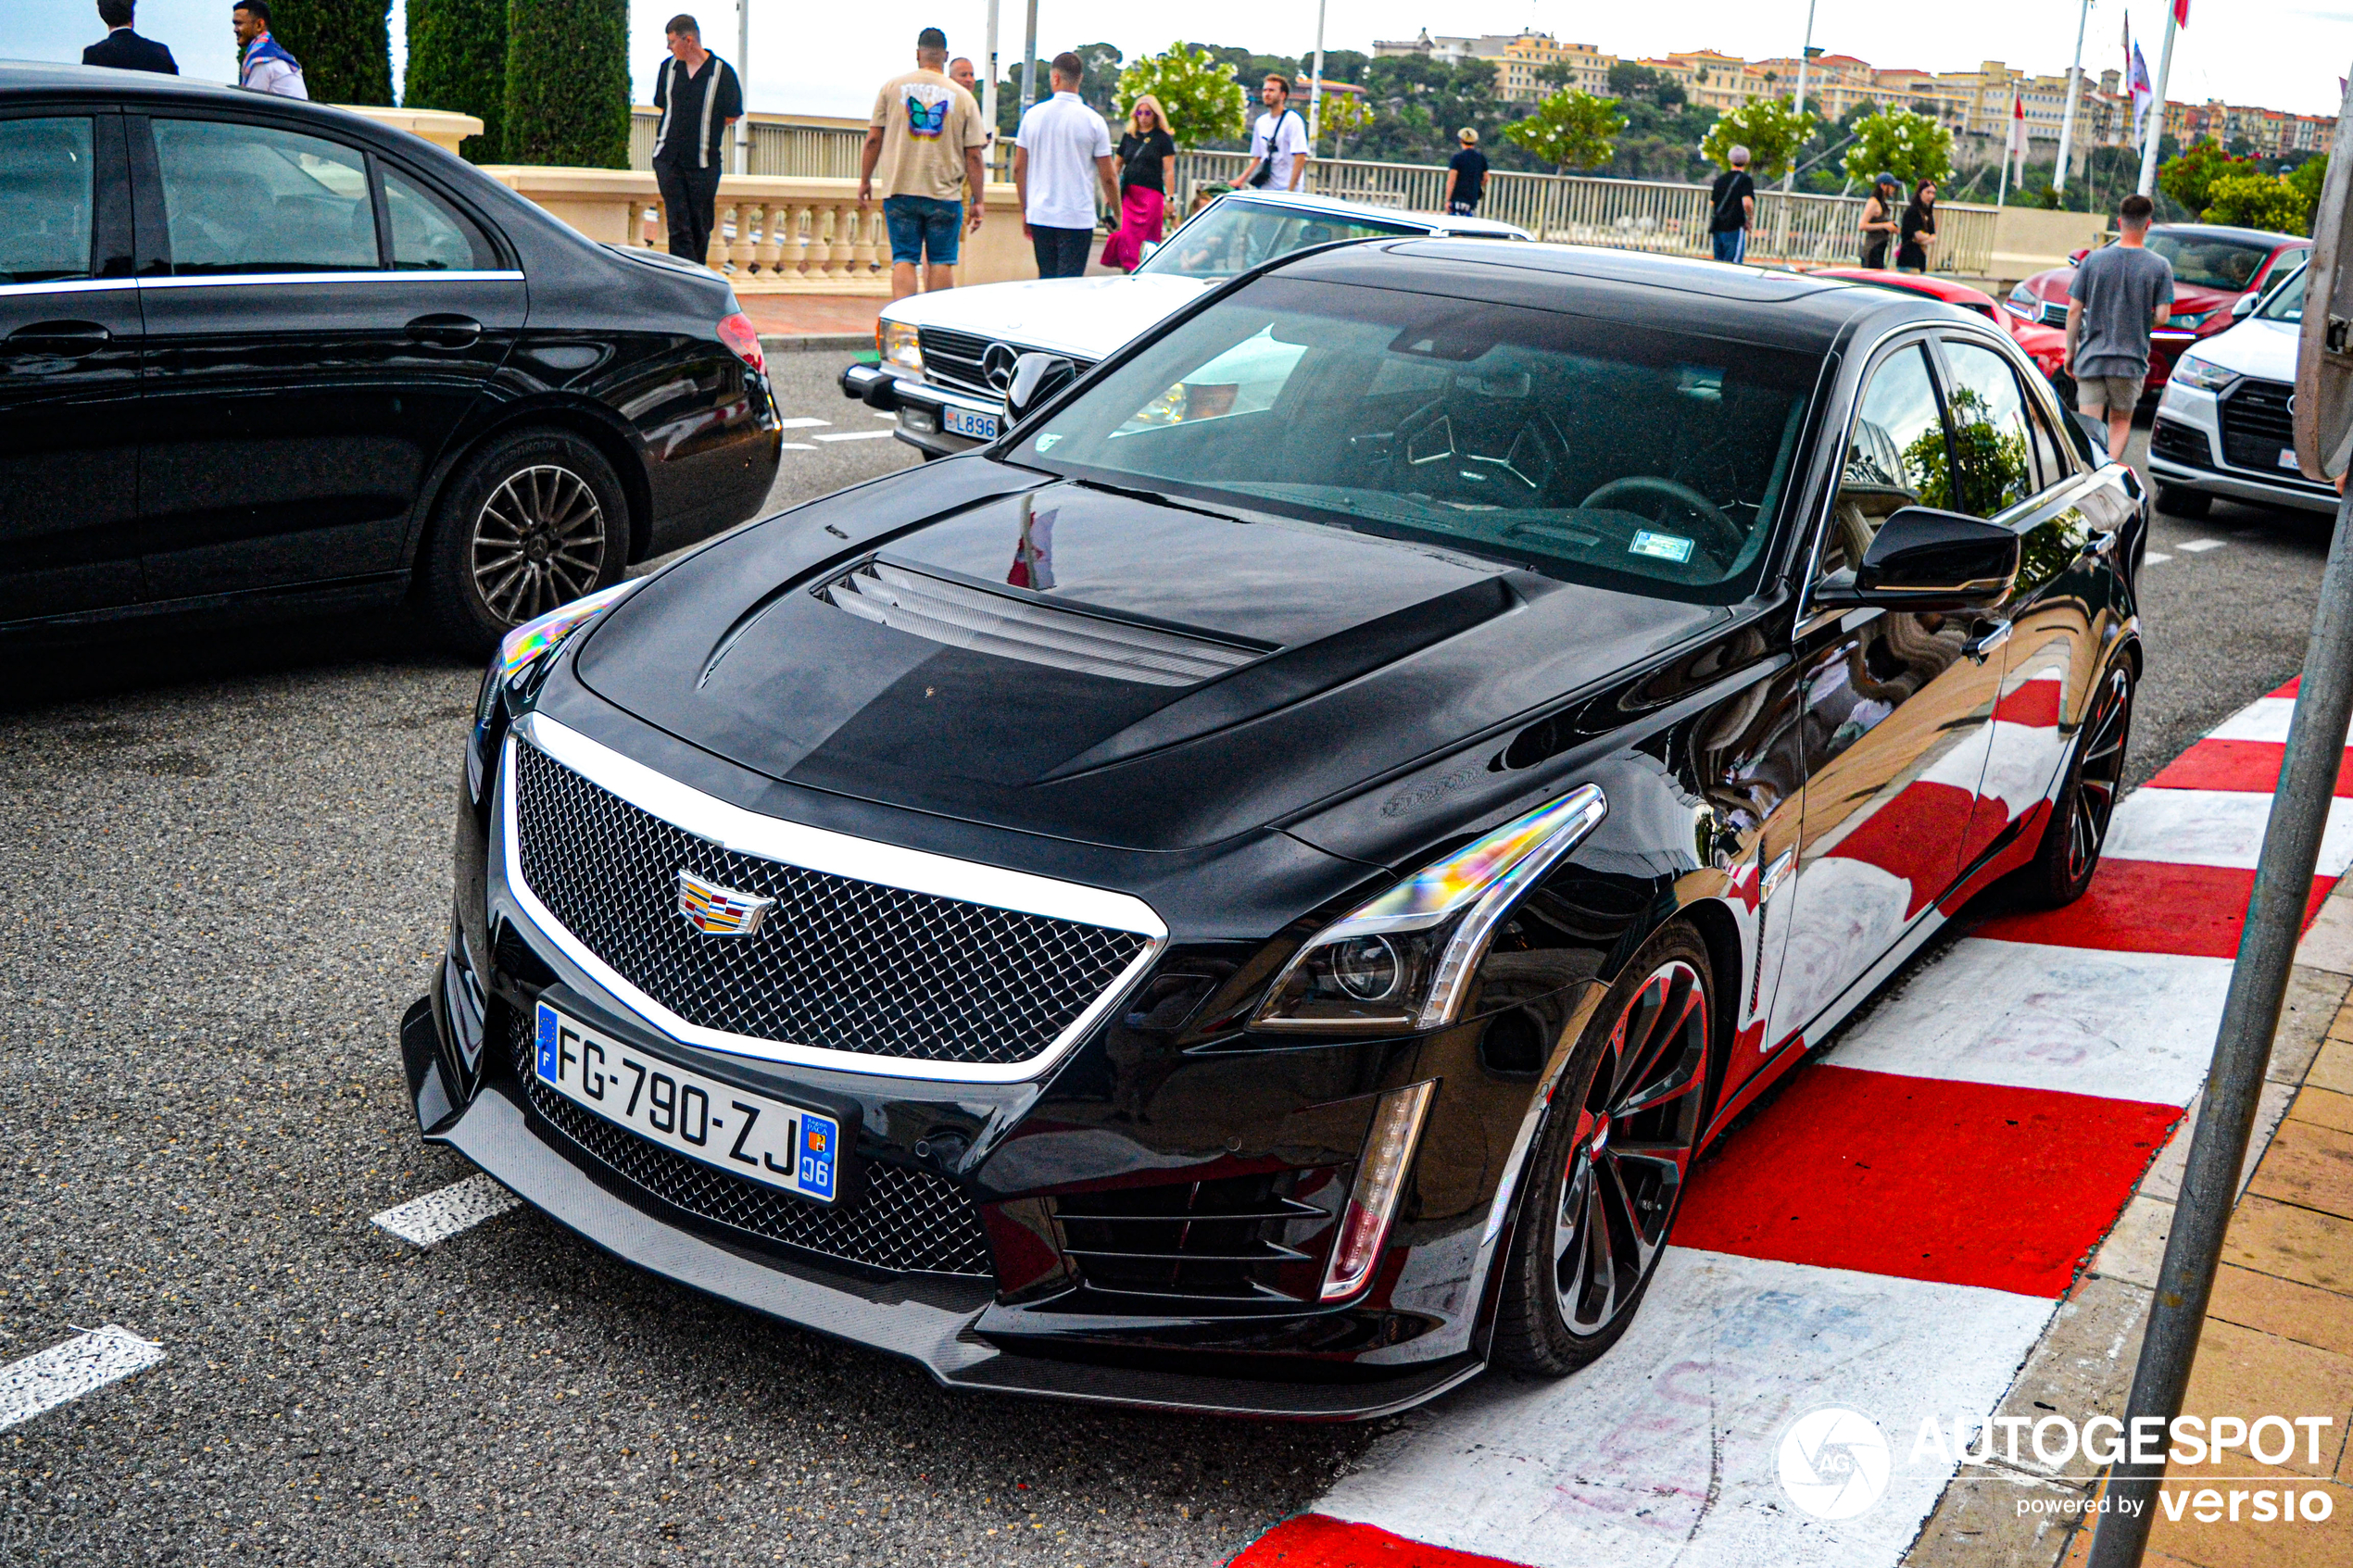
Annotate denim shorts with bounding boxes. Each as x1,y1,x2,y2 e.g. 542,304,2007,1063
884,194,962,266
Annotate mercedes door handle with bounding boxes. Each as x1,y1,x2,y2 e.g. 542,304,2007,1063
1963,618,2013,663
6,320,112,358
407,313,483,348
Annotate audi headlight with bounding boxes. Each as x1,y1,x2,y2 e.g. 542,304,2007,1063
880,320,923,372
1254,784,1607,1034
2171,355,2238,392
468,581,637,799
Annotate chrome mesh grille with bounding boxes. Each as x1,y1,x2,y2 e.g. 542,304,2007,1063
510,742,1150,1067
507,1012,994,1275
917,324,1093,399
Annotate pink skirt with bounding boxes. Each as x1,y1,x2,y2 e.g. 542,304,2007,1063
1101,185,1166,272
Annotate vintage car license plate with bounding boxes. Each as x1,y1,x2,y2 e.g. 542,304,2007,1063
534,1001,838,1202
942,405,1000,442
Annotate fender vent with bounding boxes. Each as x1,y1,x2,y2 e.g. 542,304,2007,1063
820,561,1262,687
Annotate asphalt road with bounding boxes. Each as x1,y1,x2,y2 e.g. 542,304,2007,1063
0,360,2333,1565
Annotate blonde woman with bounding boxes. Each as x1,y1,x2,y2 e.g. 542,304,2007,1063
1101,94,1176,271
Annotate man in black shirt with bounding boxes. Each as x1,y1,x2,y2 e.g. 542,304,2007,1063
82,0,178,73
1444,127,1488,216
1708,144,1755,265
649,13,744,264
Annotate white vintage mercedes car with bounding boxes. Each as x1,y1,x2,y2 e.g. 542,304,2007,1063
2148,260,2335,518
839,189,1529,458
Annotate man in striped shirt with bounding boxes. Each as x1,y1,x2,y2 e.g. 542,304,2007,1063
649,14,743,264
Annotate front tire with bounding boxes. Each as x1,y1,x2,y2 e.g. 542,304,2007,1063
1491,925,1715,1375
2156,482,2212,519
2007,659,2135,909
419,427,626,657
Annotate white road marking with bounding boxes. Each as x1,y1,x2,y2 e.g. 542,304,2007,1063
812,429,898,443
2105,786,2353,874
1315,1248,2053,1568
775,417,831,429
2143,551,2172,564
371,1173,522,1247
1826,937,2232,1106
0,1325,165,1432
2177,538,2227,553
2207,696,2296,745
781,442,818,450
873,410,900,421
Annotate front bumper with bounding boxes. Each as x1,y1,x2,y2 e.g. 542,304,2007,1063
403,989,1484,1419
838,361,995,458
2149,383,2339,516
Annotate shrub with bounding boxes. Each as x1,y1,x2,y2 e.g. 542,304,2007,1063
1701,98,1818,183
2158,140,2251,215
402,0,505,160
2201,172,2312,235
271,0,393,106
503,0,630,167
1841,107,1952,190
1116,44,1250,149
1504,89,1625,176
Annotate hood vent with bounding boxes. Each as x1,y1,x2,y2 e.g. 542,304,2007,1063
820,561,1263,687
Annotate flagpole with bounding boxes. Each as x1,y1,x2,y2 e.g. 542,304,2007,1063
1308,0,1327,186
1786,0,1818,194
2138,4,2182,195
982,0,1000,177
2055,0,2089,193
735,0,749,174
1997,114,2012,207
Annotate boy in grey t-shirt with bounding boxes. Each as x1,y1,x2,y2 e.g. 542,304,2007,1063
2066,192,2174,460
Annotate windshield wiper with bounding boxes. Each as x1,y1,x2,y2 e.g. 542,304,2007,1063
1069,476,1249,524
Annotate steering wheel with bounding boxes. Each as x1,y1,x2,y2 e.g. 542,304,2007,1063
1579,476,1743,559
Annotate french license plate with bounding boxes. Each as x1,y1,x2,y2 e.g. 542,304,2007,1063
2281,446,2301,471
942,405,1000,442
534,1001,838,1202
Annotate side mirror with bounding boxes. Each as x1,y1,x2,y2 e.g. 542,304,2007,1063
1004,352,1076,422
1814,506,2021,613
2231,292,2259,320
2069,247,2092,264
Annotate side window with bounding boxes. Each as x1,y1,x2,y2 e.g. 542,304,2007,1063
0,117,95,284
384,166,494,270
152,119,378,275
1822,344,1950,577
2022,384,2075,491
1940,339,2038,516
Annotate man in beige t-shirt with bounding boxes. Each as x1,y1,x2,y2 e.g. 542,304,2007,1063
858,26,988,299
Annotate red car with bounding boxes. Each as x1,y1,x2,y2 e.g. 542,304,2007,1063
1999,222,2309,402
1808,268,2003,320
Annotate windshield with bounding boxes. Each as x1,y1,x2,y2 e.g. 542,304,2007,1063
1010,277,1817,602
2145,232,2275,292
2259,264,2306,323
1135,199,1427,282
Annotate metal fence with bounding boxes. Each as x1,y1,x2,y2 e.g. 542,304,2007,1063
1170,149,1997,277
629,109,868,180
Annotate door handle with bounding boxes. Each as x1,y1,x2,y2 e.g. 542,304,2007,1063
406,313,483,348
6,320,112,358
1963,618,2012,663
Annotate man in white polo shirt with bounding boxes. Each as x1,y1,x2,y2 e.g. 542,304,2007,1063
1013,51,1117,279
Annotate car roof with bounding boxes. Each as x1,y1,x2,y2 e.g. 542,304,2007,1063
1809,269,1995,306
2153,222,2310,249
1277,237,1951,356
2,57,258,103
1210,188,1530,241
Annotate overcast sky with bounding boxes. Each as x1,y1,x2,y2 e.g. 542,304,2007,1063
17,0,2352,121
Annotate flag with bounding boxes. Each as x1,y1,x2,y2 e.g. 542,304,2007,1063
2172,0,2190,26
2008,92,2029,160
2128,41,2156,148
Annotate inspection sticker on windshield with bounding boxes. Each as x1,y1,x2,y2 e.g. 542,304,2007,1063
1629,530,1695,563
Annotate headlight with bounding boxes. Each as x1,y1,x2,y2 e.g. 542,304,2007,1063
1254,784,1608,1034
468,580,638,798
2171,355,2238,392
880,320,923,372
2169,308,2215,332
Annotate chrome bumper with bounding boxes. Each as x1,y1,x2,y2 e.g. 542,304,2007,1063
838,363,999,458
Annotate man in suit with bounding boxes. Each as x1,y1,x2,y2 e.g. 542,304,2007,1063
82,0,179,73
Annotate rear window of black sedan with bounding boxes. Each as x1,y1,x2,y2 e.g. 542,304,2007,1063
1013,277,1818,602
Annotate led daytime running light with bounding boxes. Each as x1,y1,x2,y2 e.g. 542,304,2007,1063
497,581,636,684
1339,785,1608,938
1322,1080,1438,1301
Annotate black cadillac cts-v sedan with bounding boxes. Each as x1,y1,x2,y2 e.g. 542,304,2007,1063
0,62,780,650
407,239,2145,1416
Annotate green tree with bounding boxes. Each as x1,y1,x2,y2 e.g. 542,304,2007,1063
1504,88,1625,175
1841,107,1952,190
1701,97,1818,183
2287,155,2330,228
1314,92,1374,159
1072,42,1126,119
1355,55,1507,167
503,0,629,167
2158,140,2253,214
1605,61,1686,110
1116,44,1249,150
2202,171,2313,234
402,0,504,161
271,0,393,105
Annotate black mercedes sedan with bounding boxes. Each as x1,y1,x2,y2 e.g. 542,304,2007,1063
0,62,780,651
406,239,2145,1416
